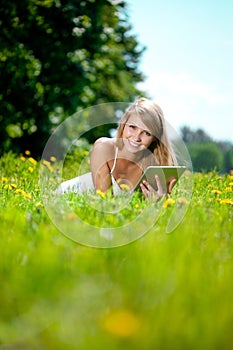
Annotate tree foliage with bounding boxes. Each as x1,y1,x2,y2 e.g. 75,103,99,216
187,142,224,172
0,0,145,155
181,126,233,173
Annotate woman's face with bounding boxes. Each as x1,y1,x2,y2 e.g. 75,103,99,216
122,114,155,153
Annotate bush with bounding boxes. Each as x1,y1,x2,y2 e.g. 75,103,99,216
188,142,224,172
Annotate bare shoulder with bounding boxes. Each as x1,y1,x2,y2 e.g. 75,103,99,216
93,137,116,154
90,138,116,172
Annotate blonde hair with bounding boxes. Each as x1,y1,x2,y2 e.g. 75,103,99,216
116,98,177,168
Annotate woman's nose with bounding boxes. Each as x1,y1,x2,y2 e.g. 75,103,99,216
134,130,142,140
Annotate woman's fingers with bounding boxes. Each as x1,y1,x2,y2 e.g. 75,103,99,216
140,175,176,201
167,177,176,194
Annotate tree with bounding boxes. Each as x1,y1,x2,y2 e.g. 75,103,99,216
0,0,145,156
224,149,233,173
187,142,224,172
180,126,212,143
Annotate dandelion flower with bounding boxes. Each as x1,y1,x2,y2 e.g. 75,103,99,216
4,184,12,190
96,189,106,199
20,156,26,161
42,160,50,166
25,150,31,155
211,190,222,195
102,309,140,338
1,177,7,182
225,187,232,192
36,202,43,207
177,197,189,205
50,156,56,162
67,213,77,220
119,183,130,191
28,166,34,173
219,198,233,205
28,157,37,166
163,198,175,208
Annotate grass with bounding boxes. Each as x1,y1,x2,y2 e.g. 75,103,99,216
0,150,233,349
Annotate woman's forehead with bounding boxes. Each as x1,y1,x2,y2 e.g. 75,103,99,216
126,114,150,131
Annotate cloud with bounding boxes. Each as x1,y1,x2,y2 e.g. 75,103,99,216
139,71,232,106
137,70,233,142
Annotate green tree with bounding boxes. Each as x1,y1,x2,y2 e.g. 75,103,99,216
224,149,233,173
188,142,224,172
180,126,212,143
0,0,145,156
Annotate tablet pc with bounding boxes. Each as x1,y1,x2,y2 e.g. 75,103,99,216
133,166,186,192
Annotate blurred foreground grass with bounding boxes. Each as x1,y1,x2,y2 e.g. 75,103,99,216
0,151,233,349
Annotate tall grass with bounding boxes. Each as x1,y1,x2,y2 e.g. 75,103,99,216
0,150,232,349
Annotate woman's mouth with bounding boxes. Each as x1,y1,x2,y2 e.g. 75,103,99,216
128,140,141,148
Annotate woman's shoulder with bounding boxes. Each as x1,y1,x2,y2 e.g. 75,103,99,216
93,137,116,153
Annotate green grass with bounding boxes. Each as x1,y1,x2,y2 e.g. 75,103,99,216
0,151,233,349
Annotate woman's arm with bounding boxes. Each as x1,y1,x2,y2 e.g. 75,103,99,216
90,138,115,192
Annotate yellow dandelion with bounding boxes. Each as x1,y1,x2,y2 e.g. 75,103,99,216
225,187,232,192
36,202,43,207
96,189,106,199
219,198,233,205
42,159,50,166
211,189,222,195
24,193,31,199
1,177,8,182
28,166,34,173
163,198,175,208
67,213,77,220
135,203,139,209
4,184,12,190
177,197,189,205
102,309,140,338
20,156,26,161
215,211,222,222
11,184,17,188
28,157,37,166
15,188,25,194
50,156,57,162
119,183,130,191
25,150,31,155
228,175,233,180
229,182,233,187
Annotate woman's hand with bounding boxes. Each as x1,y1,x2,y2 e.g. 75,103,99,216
140,175,176,201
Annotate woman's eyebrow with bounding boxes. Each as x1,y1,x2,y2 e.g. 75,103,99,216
127,122,151,133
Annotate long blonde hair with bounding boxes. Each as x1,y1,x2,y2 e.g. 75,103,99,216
116,98,177,169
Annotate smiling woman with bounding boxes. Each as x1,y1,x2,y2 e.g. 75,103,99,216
56,98,177,200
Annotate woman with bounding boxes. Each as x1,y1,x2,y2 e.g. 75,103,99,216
57,98,177,200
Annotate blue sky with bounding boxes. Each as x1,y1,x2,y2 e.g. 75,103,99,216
127,0,233,143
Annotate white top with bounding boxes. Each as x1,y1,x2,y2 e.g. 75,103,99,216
56,147,121,196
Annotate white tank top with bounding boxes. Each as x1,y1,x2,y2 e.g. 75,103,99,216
56,146,121,196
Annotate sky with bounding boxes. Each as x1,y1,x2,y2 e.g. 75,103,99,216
127,0,233,143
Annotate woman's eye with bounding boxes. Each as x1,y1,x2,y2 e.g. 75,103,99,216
129,124,136,129
144,131,151,136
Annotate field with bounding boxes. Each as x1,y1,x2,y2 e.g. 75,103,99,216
0,150,233,350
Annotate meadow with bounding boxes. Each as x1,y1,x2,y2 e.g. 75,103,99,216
0,149,233,349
